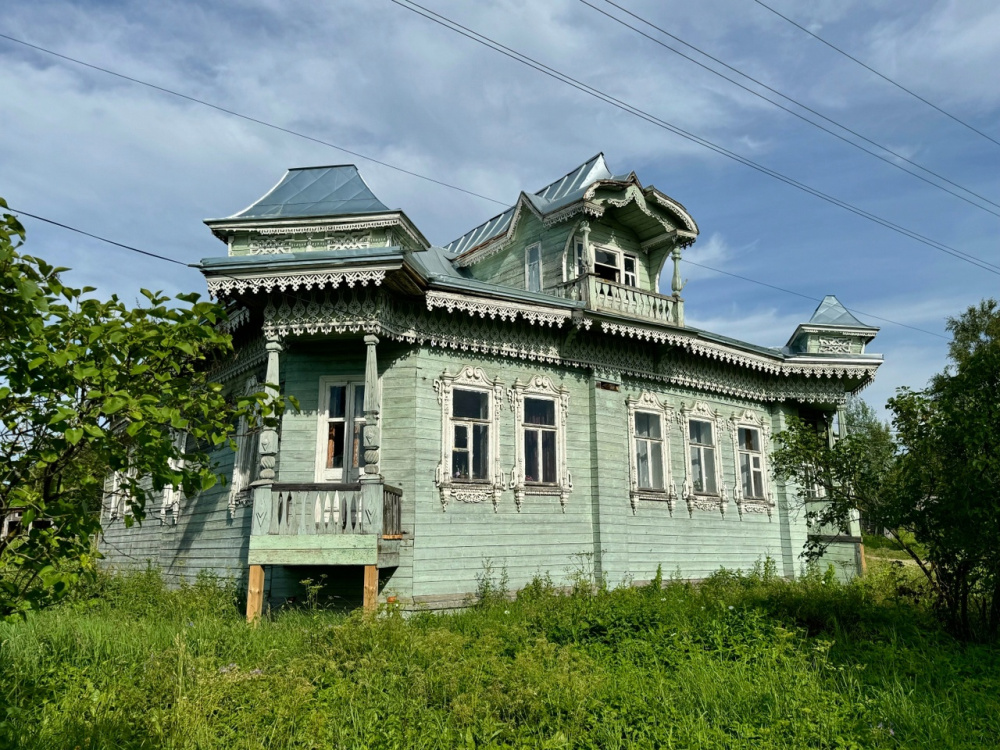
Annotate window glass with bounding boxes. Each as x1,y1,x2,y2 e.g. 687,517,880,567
690,419,712,445
328,386,346,418
575,240,586,276
739,427,757,451
738,426,765,498
595,248,618,266
541,431,557,483
473,424,489,480
527,244,542,292
525,397,555,426
327,422,344,469
524,430,539,482
635,412,661,439
689,419,717,494
454,389,489,419
623,255,638,287
650,444,664,489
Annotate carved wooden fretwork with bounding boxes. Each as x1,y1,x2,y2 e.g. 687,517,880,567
206,268,386,298
817,337,852,354
251,216,425,249
508,376,572,512
626,391,677,514
228,375,260,517
680,401,727,516
432,367,506,511
207,336,267,385
217,306,250,334
263,289,381,339
248,235,292,255
426,291,571,328
728,409,775,519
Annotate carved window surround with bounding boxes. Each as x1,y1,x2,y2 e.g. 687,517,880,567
425,290,572,328
728,409,775,518
508,376,572,511
680,401,728,516
627,392,677,514
433,367,505,511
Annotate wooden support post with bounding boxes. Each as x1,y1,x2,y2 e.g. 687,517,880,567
247,565,265,623
363,565,378,614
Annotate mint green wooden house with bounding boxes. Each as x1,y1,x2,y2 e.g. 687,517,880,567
99,155,882,616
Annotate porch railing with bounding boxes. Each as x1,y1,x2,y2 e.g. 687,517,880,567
382,485,402,539
550,275,681,326
261,482,403,539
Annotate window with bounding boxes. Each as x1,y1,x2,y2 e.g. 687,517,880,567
451,388,490,481
688,419,717,494
525,242,542,292
511,375,571,510
574,238,586,277
317,380,367,481
523,397,557,483
634,412,665,490
593,247,620,283
623,255,638,287
738,427,765,499
434,367,504,509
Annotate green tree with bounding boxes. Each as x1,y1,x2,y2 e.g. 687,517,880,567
0,199,282,618
773,300,1000,639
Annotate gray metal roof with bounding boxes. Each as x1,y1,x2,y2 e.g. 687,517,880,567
445,154,615,255
808,295,871,328
227,165,390,220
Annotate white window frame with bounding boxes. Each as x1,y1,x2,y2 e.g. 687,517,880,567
680,401,726,514
163,429,189,524
227,374,259,518
105,466,136,521
627,392,675,513
510,376,571,511
433,367,505,510
623,254,638,287
729,410,775,517
524,242,543,292
315,377,370,483
592,245,640,287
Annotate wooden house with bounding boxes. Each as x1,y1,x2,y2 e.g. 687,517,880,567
99,155,882,617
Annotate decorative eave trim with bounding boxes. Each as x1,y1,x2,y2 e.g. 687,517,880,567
541,201,604,228
425,290,572,328
217,306,250,333
600,320,880,382
207,336,267,384
453,194,552,268
644,188,699,235
205,266,390,298
207,212,430,250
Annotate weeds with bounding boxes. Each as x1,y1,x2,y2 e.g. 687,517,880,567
0,561,997,748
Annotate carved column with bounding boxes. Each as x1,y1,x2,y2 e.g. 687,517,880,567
671,246,686,327
580,221,594,273
257,334,283,483
362,335,381,477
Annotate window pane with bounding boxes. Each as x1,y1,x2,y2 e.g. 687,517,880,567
624,256,636,273
752,470,764,499
527,245,541,292
452,450,469,480
326,422,344,469
704,447,717,493
690,446,704,492
650,442,664,490
689,419,712,445
454,389,489,419
328,386,346,418
637,439,650,488
542,430,557,483
595,248,617,266
740,453,752,497
353,385,366,419
352,422,366,470
525,397,556,426
575,241,585,275
473,424,489,480
635,412,661,439
739,427,758,452
524,429,539,482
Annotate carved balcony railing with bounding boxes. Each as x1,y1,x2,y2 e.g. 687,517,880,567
257,482,401,540
382,484,403,539
551,275,682,326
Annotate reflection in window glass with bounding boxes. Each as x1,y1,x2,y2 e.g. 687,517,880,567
689,419,717,494
634,411,664,490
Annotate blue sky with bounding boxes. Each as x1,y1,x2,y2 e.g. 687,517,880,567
2,0,998,417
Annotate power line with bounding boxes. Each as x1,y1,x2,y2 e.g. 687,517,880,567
681,258,948,339
750,0,1000,149
582,0,1000,217
0,32,508,208
5,204,948,341
392,0,1000,277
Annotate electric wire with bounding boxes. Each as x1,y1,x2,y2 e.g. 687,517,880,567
0,32,508,208
582,0,1000,216
392,0,1000,277
5,204,948,340
750,0,1000,149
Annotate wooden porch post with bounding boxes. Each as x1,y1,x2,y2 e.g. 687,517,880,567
363,565,378,614
247,565,265,622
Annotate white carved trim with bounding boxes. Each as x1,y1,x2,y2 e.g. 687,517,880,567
627,391,676,514
432,367,505,512
208,336,267,384
729,409,775,519
217,306,250,334
508,376,572,511
425,291,571,328
680,401,727,516
817,337,852,354
206,268,387,298
228,375,260,517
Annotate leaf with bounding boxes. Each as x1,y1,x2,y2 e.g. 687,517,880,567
103,396,128,415
65,427,84,445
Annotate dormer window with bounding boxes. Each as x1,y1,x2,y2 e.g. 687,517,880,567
525,242,542,292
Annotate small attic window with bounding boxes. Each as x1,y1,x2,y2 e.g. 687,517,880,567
525,243,542,292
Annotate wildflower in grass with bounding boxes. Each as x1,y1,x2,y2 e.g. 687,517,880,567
728,605,734,611
249,669,263,676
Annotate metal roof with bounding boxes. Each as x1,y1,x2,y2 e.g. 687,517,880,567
227,165,390,220
808,295,871,328
444,153,615,255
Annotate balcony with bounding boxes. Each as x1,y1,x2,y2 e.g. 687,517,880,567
552,275,682,327
248,482,402,567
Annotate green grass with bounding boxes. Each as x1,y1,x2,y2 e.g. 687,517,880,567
0,562,997,749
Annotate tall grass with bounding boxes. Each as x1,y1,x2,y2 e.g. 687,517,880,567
1,562,997,749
